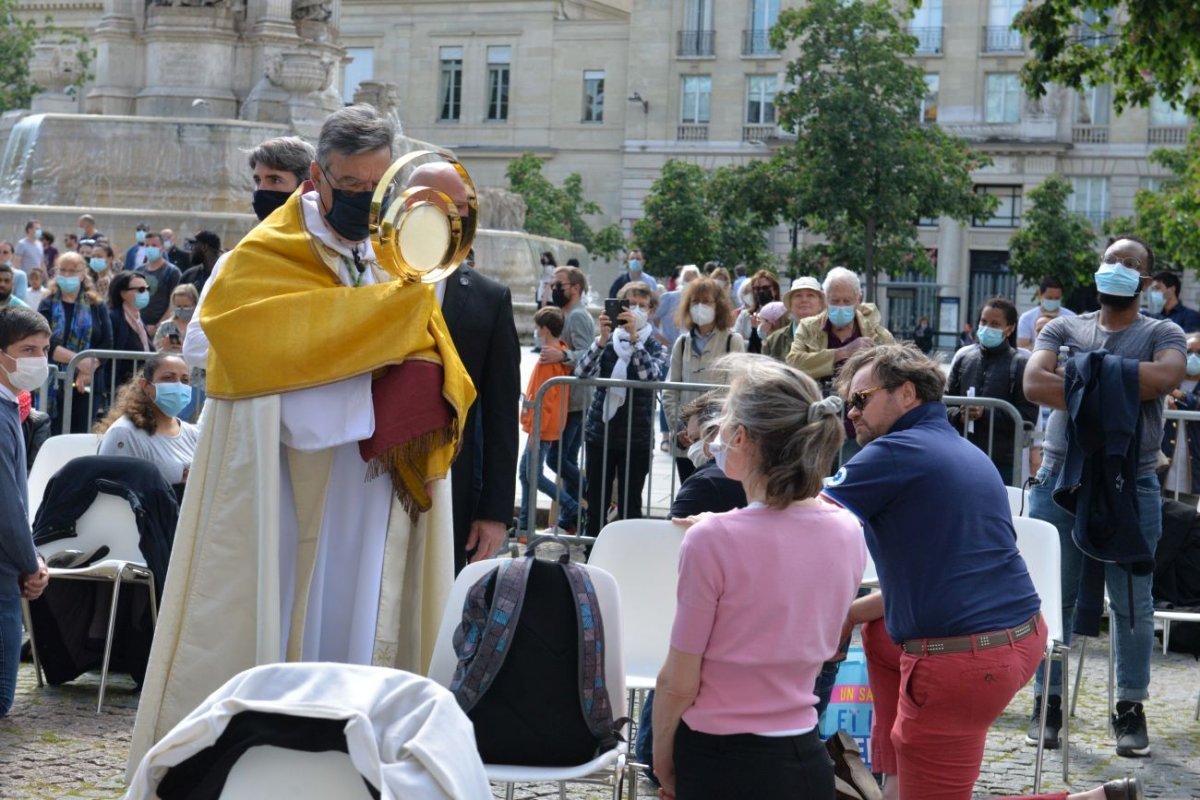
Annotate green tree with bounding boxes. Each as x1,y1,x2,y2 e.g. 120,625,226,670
1007,176,1099,297
771,0,995,299
0,1,92,113
1106,128,1200,274
505,153,623,260
1016,1,1200,117
632,160,720,274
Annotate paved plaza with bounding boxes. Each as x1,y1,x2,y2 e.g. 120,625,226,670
0,627,1196,798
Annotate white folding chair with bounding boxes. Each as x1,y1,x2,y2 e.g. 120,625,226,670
1007,485,1030,518
428,558,628,800
1154,609,1200,720
26,433,102,522
221,747,375,800
587,519,684,693
1012,516,1070,791
28,492,157,711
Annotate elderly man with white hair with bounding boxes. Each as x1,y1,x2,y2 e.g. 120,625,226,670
786,266,895,461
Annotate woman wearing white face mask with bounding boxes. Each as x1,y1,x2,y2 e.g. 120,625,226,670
38,252,113,434
575,281,669,539
663,277,745,483
96,353,200,487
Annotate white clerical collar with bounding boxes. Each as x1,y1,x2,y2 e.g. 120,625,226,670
301,188,376,264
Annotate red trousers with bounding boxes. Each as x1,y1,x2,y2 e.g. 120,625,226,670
861,615,1047,800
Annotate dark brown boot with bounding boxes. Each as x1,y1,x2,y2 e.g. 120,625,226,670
1103,778,1143,800
826,730,881,800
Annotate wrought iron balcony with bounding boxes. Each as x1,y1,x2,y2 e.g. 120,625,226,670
677,30,716,57
908,26,943,55
982,26,1023,53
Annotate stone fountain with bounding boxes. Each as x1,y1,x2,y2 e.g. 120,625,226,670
0,0,585,323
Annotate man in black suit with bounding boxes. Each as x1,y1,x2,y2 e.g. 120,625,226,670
409,162,521,573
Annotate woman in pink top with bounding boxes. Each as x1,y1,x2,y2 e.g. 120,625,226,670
652,355,867,800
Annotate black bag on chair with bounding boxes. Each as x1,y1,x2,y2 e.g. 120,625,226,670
450,539,623,766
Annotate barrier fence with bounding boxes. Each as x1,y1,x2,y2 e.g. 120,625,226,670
520,374,1029,546
1162,408,1200,500
57,349,159,434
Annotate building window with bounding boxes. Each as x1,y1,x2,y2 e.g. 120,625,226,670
1151,93,1190,127
581,70,605,123
1075,83,1111,126
342,47,374,104
984,73,1021,123
743,0,780,55
486,45,511,122
1139,176,1163,193
920,74,939,123
1068,176,1109,227
681,75,712,124
974,185,1022,227
909,0,943,55
438,46,463,122
984,0,1023,51
745,75,777,124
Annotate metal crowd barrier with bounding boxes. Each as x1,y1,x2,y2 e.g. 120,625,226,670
942,395,1031,487
1162,408,1200,500
515,376,1031,547
59,349,158,433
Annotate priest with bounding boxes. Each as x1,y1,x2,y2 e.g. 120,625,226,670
128,104,475,770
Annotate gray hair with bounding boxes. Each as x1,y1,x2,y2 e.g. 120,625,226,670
316,104,395,169
823,266,861,297
714,354,844,508
248,136,316,183
680,264,701,284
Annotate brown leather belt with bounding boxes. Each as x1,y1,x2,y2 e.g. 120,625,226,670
901,615,1040,656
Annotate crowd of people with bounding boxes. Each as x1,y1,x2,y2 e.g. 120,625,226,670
0,99,1186,800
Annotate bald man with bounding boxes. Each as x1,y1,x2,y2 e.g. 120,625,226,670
408,161,521,573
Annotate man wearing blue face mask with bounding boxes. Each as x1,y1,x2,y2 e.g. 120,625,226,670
1016,276,1075,349
135,232,182,337
123,222,149,271
1024,235,1186,758
1147,270,1200,333
608,247,658,299
787,266,895,464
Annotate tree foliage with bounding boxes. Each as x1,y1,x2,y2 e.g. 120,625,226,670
770,0,995,299
632,160,720,273
1007,176,1099,296
505,153,623,260
1106,128,1200,274
1016,1,1200,117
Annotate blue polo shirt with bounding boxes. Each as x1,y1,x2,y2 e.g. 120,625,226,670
823,402,1040,643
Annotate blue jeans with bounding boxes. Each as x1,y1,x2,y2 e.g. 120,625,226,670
0,593,23,717
518,440,579,532
1029,467,1162,701
546,411,583,529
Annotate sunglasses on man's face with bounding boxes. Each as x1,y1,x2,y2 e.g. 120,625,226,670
847,385,883,412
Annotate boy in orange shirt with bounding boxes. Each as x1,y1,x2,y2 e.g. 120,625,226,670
518,306,578,534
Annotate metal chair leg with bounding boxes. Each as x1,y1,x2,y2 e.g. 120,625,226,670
20,599,44,688
97,569,125,713
504,783,514,800
1194,688,1199,722
1059,644,1070,784
1070,635,1087,717
1033,648,1052,794
1162,618,1171,655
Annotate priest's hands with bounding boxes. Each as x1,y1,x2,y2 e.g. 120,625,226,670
467,519,508,563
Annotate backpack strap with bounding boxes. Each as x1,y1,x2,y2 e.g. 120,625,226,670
559,561,623,753
450,557,534,713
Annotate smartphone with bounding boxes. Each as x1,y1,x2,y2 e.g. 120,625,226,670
168,333,181,345
604,298,628,324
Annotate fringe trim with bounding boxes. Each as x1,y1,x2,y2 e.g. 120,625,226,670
366,425,458,523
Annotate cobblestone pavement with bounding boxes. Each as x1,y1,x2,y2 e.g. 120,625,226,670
0,627,1196,799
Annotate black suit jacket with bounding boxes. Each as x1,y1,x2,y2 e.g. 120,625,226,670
441,265,521,572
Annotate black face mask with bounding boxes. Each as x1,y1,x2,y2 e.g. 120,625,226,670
252,189,293,221
323,187,373,241
551,287,570,307
755,288,774,307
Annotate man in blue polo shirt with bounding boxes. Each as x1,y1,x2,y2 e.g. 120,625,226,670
824,343,1043,800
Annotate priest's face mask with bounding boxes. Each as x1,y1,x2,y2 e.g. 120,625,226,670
310,148,393,243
